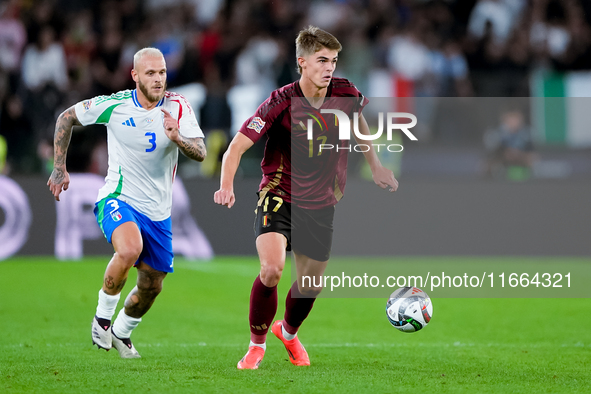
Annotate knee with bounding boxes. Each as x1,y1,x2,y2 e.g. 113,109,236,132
299,284,323,298
138,282,162,304
138,277,163,298
260,263,284,287
116,242,142,266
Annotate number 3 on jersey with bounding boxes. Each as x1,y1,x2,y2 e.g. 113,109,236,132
108,200,119,213
145,132,156,152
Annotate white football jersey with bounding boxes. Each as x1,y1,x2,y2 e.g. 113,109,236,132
75,89,204,221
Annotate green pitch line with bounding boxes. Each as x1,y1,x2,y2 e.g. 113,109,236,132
0,257,589,393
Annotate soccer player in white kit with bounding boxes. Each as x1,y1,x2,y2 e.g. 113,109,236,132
47,48,206,358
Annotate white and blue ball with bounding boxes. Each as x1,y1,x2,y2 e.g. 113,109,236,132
386,287,433,332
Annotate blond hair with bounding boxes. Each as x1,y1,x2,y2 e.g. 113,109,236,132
133,47,165,69
295,26,342,74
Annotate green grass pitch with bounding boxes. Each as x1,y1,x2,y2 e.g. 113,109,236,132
1,257,590,393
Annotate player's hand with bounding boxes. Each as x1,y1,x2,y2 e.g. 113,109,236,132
47,166,70,201
161,109,180,142
214,188,235,209
372,165,398,192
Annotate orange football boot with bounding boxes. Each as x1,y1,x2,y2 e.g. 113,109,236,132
237,346,265,370
271,320,310,366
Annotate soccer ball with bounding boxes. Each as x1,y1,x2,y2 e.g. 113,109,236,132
386,286,433,332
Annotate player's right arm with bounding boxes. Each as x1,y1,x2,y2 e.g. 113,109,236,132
214,132,254,208
216,90,280,208
47,105,81,201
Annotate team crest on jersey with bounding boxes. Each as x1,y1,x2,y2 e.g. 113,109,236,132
247,117,266,133
111,211,122,222
83,100,92,111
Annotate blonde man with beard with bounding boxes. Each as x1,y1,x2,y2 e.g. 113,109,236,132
48,47,206,358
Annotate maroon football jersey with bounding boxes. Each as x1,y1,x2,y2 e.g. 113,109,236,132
239,77,368,209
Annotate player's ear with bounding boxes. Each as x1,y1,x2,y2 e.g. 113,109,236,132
131,69,138,83
297,57,306,71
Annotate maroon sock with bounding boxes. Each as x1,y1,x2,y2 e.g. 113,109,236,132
283,281,316,335
249,275,277,344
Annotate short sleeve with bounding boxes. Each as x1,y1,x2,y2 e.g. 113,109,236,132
74,95,125,126
334,77,369,115
358,92,369,113
238,94,281,143
176,96,204,139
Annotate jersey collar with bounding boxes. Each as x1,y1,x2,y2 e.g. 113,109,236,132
295,80,333,109
132,89,165,108
295,79,333,98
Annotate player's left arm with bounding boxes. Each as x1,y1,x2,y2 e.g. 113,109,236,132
353,113,399,192
48,105,82,201
161,108,207,162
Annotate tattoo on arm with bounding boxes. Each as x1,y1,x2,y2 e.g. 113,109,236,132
177,137,207,162
51,167,67,185
54,106,81,167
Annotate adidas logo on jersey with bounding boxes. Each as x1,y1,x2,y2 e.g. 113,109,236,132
122,118,136,127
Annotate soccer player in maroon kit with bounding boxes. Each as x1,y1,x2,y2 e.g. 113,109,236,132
214,26,398,369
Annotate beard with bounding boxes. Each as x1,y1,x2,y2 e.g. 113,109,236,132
138,78,166,103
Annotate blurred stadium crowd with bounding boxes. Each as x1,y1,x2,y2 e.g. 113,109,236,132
1,0,590,176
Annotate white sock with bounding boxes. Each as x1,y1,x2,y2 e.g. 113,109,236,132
96,289,120,320
112,309,142,339
282,325,297,341
249,340,266,351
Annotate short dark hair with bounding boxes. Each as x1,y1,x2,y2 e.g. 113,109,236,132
295,26,342,74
